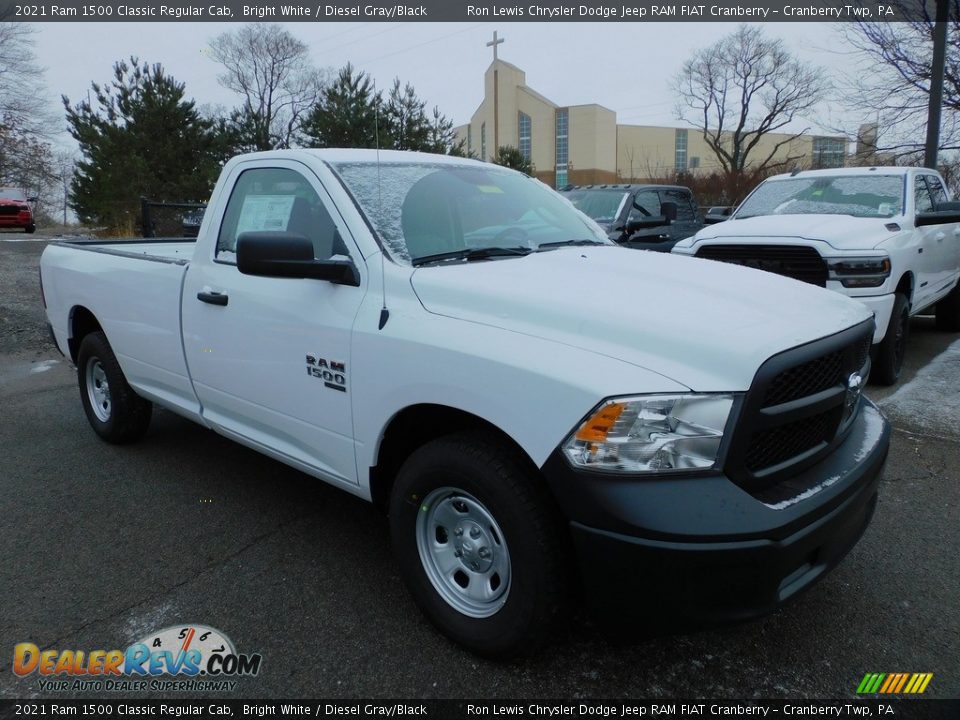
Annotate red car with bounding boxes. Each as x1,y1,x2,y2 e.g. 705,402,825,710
0,187,36,233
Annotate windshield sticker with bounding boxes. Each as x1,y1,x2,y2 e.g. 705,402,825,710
477,185,504,194
236,195,295,234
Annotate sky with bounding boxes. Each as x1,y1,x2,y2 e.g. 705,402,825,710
30,21,866,152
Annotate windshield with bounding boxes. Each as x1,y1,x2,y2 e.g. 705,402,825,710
562,189,628,223
331,161,610,265
736,175,905,219
0,188,27,201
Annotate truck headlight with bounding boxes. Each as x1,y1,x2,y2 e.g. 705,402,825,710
827,256,891,288
562,394,735,473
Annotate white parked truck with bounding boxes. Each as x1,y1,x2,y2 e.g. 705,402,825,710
672,166,960,385
41,150,890,657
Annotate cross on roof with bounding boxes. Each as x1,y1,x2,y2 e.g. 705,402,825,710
486,31,504,62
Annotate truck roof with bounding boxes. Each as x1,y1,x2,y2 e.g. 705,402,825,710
765,166,924,181
230,148,491,167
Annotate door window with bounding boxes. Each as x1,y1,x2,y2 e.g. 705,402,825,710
216,168,342,262
627,190,661,223
660,189,697,221
924,175,948,208
914,175,935,213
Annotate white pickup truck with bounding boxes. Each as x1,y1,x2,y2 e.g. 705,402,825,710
41,150,890,657
672,166,960,385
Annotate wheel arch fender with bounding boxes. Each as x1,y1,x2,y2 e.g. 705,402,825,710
68,305,104,364
368,403,540,512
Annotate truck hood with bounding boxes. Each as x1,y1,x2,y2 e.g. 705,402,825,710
685,214,897,252
410,246,871,392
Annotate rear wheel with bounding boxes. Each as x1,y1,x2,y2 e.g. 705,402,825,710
935,283,960,332
872,292,910,386
389,432,570,658
77,331,152,443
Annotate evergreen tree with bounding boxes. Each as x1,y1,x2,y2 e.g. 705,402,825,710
494,145,533,175
300,64,380,148
382,78,430,151
63,58,228,230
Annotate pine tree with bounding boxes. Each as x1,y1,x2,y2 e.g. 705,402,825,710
300,64,380,148
63,58,228,230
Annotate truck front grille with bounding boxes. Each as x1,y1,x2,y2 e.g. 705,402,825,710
696,244,828,287
726,321,874,496
0,206,21,216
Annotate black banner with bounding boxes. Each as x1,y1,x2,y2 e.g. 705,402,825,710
1,700,960,720
1,0,958,23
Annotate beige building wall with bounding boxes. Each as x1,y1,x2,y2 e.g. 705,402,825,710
455,57,849,186
567,105,617,185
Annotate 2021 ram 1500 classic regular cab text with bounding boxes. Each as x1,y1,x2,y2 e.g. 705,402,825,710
672,167,960,385
40,150,890,657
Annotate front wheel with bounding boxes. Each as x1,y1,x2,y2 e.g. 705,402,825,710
872,292,910,386
25,224,36,234
77,331,152,443
389,433,570,658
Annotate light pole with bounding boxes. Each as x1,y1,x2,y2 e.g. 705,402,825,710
924,0,949,169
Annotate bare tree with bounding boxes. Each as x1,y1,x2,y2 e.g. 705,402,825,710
673,25,828,183
0,22,58,218
840,3,960,158
208,24,324,150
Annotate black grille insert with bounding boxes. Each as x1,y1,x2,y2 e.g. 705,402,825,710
696,244,828,287
0,206,22,216
725,321,874,495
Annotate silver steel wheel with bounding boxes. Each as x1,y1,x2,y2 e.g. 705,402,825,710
85,357,112,422
415,487,511,618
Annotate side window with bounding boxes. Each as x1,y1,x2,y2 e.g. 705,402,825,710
627,190,661,223
914,174,935,213
924,175,948,208
216,168,342,262
660,189,696,221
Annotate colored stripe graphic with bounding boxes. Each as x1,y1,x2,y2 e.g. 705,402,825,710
858,673,933,694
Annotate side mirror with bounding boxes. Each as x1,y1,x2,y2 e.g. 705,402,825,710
661,201,678,222
236,231,360,286
626,216,669,234
916,202,960,227
27,196,38,203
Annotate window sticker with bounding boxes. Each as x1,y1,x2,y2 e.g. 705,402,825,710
236,195,296,235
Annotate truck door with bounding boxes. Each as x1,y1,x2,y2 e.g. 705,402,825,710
921,174,960,298
660,188,701,242
912,173,942,310
181,161,365,486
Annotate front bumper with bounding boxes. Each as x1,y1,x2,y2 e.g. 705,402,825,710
849,292,895,344
541,401,889,629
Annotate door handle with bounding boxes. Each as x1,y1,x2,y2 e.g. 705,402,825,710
197,290,228,306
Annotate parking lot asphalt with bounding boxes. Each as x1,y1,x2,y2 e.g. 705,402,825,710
1,237,957,699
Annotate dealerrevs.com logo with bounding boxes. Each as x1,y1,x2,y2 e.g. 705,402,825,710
13,624,262,692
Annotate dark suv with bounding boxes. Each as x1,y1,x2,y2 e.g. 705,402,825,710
559,184,703,251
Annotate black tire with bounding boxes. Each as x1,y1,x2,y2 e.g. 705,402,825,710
935,283,960,332
25,224,36,234
389,432,570,658
872,293,910,386
77,331,152,443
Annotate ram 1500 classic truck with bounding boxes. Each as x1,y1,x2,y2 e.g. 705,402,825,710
0,187,36,233
672,167,960,385
40,150,890,657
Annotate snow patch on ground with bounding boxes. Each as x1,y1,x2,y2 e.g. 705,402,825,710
878,339,960,438
29,359,59,374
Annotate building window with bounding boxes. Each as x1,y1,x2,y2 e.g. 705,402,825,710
481,122,486,162
518,112,532,162
812,137,846,169
674,129,688,172
689,156,700,169
467,125,472,155
555,109,569,188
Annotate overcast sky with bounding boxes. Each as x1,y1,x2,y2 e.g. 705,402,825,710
32,21,865,150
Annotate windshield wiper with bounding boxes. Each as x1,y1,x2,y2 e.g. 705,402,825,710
536,239,608,250
411,246,532,267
